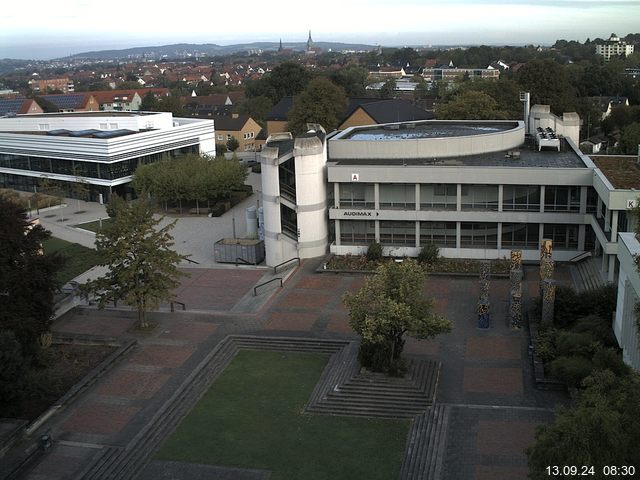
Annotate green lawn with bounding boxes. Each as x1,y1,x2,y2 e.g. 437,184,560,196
157,350,410,480
42,237,102,284
74,218,113,233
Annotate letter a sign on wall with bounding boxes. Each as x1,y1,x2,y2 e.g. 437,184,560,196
351,173,359,182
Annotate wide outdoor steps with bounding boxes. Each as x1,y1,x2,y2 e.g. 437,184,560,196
399,404,451,480
307,359,441,419
77,336,349,480
571,257,606,292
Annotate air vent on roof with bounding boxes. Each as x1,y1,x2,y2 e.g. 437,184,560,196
384,124,400,130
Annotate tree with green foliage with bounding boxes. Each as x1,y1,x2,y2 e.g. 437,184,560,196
378,78,397,99
226,136,240,152
132,154,248,212
517,58,577,114
140,91,159,111
0,194,62,358
84,197,187,328
156,92,184,116
237,95,273,125
246,62,314,104
330,65,369,97
619,122,640,154
436,90,509,120
286,77,347,134
527,370,640,478
343,259,452,374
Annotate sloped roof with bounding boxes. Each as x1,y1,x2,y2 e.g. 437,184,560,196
40,93,93,109
349,99,434,124
0,98,35,116
213,114,252,131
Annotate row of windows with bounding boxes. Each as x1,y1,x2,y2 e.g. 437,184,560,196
339,220,580,249
337,184,584,212
0,145,198,181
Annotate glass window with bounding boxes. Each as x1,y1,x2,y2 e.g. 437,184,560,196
502,223,539,248
379,184,415,210
339,183,374,209
461,185,498,210
50,158,74,176
380,221,415,246
544,186,580,212
543,224,579,250
420,221,456,247
340,220,376,245
586,187,598,214
420,184,456,210
460,222,498,248
503,186,540,211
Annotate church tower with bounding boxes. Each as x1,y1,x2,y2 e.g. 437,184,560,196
306,30,313,51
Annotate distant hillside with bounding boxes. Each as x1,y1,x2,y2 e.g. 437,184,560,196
64,41,376,60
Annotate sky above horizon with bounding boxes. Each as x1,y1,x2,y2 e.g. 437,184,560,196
1,0,639,60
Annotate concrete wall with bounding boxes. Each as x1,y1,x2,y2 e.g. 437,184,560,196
615,233,640,371
330,121,524,160
2,111,174,131
528,105,580,146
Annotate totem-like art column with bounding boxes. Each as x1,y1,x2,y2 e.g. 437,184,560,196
477,261,491,328
509,249,523,329
539,239,556,325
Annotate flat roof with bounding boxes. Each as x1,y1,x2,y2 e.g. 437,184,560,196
343,121,518,141
591,155,640,189
331,138,586,168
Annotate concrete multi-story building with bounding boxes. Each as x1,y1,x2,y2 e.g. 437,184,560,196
0,111,215,202
615,232,640,371
421,67,500,82
595,33,635,61
28,77,74,93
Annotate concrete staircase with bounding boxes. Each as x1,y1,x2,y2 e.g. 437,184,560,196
76,336,348,480
571,257,606,292
306,355,441,419
399,404,451,480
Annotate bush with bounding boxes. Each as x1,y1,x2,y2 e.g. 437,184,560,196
366,241,383,262
571,314,618,347
555,330,599,358
417,244,439,264
592,348,630,377
552,284,617,327
548,355,594,388
534,326,558,362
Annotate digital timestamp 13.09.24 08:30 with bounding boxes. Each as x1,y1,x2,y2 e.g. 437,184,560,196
546,465,636,477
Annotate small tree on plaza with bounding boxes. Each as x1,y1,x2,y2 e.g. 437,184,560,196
343,259,452,374
83,196,188,328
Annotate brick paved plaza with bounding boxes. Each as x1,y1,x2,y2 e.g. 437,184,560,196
17,260,570,480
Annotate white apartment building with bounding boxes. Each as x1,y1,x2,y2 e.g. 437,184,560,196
596,33,635,61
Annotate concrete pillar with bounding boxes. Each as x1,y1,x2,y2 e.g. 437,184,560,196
261,146,284,267
415,221,420,248
498,184,504,212
597,196,603,218
539,185,545,213
335,219,341,246
578,224,586,251
611,210,619,241
497,223,503,250
605,207,611,233
375,220,380,243
608,254,616,283
456,221,461,249
456,184,462,211
334,183,340,208
374,183,380,210
415,183,420,211
579,186,587,214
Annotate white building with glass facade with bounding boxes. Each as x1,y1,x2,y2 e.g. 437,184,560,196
0,111,215,202
260,107,637,287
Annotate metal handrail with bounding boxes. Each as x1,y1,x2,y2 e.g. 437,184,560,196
273,257,300,274
184,257,200,264
254,277,283,296
569,251,592,263
235,257,253,266
170,301,186,312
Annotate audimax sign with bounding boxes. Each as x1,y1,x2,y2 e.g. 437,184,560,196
342,210,379,217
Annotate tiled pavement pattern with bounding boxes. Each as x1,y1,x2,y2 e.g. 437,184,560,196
17,262,572,480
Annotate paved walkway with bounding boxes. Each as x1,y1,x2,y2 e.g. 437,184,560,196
13,260,572,480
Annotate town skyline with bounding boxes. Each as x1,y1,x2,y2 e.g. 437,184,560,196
1,0,639,60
